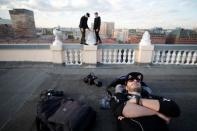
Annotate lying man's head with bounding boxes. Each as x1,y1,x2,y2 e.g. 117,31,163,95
125,72,143,93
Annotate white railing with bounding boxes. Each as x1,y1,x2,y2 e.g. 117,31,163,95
98,44,137,64
64,44,83,65
1,44,196,66
152,45,197,65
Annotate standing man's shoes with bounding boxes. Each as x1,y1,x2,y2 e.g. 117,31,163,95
84,43,88,45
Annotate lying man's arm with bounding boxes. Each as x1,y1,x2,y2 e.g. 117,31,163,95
122,102,158,118
140,98,180,117
122,97,180,123
122,100,171,123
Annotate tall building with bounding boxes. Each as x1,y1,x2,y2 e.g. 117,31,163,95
100,22,114,38
166,28,197,44
9,9,36,38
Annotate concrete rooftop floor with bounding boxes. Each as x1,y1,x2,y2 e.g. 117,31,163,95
0,62,197,131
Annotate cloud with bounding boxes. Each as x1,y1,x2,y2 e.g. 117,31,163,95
0,0,196,28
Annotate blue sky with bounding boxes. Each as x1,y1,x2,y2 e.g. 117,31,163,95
0,0,197,29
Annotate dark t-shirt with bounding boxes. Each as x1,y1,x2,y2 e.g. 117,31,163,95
110,93,180,131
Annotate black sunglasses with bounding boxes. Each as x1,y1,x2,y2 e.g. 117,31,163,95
128,78,141,82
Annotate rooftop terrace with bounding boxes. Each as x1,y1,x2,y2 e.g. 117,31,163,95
0,62,197,131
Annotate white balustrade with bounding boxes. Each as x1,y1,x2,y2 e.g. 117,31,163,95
64,49,82,65
153,49,196,65
99,48,135,64
63,44,197,66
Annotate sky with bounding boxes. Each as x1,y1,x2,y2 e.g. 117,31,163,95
0,0,197,29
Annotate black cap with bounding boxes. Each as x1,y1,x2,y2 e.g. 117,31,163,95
126,72,143,82
86,13,90,17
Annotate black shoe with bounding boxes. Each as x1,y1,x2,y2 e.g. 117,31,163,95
84,43,88,45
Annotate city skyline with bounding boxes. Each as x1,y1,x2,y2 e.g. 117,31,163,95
0,0,197,29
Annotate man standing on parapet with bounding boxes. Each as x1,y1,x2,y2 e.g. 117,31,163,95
93,12,102,45
79,12,90,45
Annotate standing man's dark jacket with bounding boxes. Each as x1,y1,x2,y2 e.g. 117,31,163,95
93,16,101,30
79,16,89,29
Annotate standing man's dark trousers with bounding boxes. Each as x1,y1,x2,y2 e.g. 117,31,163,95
80,29,86,44
95,30,102,44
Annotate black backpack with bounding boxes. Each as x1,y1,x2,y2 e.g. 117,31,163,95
36,89,96,131
36,89,65,131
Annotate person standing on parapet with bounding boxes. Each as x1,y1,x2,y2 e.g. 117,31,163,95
79,13,90,45
93,12,102,45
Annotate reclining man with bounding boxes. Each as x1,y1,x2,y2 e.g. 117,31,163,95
110,72,180,131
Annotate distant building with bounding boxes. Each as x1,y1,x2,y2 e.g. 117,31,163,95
61,28,81,40
100,22,114,38
128,28,166,44
149,27,166,44
166,28,197,44
114,29,129,43
9,9,36,38
0,18,14,38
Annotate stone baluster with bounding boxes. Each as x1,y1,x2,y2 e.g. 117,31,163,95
161,50,166,64
181,51,187,64
165,50,171,64
171,50,177,64
123,49,127,64
191,51,196,65
74,49,78,65
186,51,192,64
131,50,135,64
113,49,117,64
69,50,73,64
66,50,70,64
79,50,82,65
118,49,121,64
108,49,112,64
64,50,68,65
97,49,102,63
176,51,182,65
155,50,161,64
103,49,107,64
127,49,132,64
